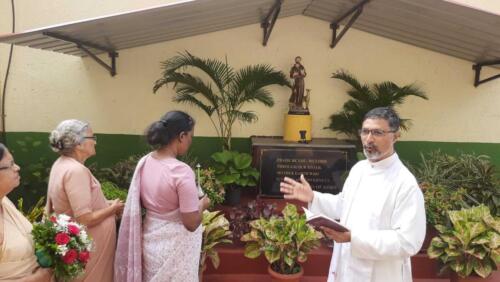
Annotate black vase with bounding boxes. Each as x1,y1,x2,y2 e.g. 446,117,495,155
224,185,241,206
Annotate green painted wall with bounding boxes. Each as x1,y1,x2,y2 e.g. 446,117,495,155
4,132,499,209
4,132,498,168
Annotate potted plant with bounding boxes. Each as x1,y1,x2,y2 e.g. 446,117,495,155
211,150,259,205
153,51,290,150
427,205,500,282
420,183,469,252
228,200,277,245
241,203,323,281
199,210,232,280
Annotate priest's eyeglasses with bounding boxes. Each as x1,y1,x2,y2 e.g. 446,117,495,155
359,128,396,137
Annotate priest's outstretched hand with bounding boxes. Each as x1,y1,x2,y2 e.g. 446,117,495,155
280,174,314,203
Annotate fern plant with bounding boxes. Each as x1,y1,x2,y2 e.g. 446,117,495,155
153,51,290,150
325,70,428,145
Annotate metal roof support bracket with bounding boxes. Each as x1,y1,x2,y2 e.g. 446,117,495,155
330,0,370,48
261,0,283,46
43,32,118,76
472,60,500,87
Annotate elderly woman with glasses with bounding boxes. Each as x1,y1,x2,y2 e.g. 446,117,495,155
0,143,53,281
46,119,124,282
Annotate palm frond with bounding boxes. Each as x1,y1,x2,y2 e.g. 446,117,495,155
231,110,258,123
394,83,428,101
231,64,290,106
154,72,220,108
159,51,234,93
328,70,428,140
325,112,360,140
332,70,370,95
173,93,215,116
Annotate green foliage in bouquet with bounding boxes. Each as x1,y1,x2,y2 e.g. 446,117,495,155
197,167,225,207
200,211,232,273
427,205,500,278
32,214,93,281
100,181,128,201
241,204,323,274
211,150,259,187
16,196,45,223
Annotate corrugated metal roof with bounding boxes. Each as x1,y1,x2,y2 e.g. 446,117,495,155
305,0,500,63
0,0,498,65
0,0,310,57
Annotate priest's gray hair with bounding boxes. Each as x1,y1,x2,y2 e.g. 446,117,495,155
49,119,89,155
363,107,401,132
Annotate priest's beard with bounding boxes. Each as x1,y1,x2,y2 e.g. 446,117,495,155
363,144,382,161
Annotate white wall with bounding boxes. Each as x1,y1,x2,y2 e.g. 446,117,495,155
1,1,499,143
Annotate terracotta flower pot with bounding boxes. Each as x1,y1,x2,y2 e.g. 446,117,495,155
450,270,500,282
267,265,304,282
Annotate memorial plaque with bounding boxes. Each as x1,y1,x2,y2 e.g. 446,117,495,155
258,148,348,197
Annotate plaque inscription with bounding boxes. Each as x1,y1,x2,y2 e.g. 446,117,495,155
259,148,348,197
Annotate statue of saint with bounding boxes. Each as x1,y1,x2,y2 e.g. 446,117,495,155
288,56,309,114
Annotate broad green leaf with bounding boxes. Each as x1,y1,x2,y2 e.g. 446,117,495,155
244,243,262,259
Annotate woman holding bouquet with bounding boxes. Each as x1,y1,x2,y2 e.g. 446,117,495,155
46,120,124,282
115,111,210,282
0,143,53,281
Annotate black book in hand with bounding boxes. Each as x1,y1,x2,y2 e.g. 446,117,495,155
303,207,349,232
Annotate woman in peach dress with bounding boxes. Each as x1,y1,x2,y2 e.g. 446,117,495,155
45,120,124,282
0,143,53,281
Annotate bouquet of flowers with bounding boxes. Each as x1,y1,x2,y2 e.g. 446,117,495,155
31,214,93,281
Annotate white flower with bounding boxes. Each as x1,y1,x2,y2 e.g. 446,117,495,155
57,245,68,256
79,231,88,243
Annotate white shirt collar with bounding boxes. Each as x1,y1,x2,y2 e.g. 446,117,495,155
368,152,399,170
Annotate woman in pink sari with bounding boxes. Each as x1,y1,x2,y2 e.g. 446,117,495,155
115,111,210,282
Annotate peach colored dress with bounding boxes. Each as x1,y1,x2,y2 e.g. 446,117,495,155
0,197,39,280
46,156,116,282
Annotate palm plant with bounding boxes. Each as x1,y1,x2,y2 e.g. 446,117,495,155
153,51,290,150
325,70,428,146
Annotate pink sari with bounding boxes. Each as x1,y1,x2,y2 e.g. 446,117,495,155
114,155,148,282
114,154,202,282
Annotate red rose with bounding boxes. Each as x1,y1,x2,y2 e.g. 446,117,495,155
50,216,57,223
62,249,78,264
55,232,71,245
68,224,80,235
78,251,90,263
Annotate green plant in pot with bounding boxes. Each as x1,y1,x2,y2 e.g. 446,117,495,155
211,150,259,206
199,210,232,280
427,205,500,281
241,203,323,281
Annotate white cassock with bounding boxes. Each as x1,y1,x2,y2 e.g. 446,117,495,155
309,153,426,282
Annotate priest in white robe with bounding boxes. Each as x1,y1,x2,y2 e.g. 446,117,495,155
281,107,426,282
